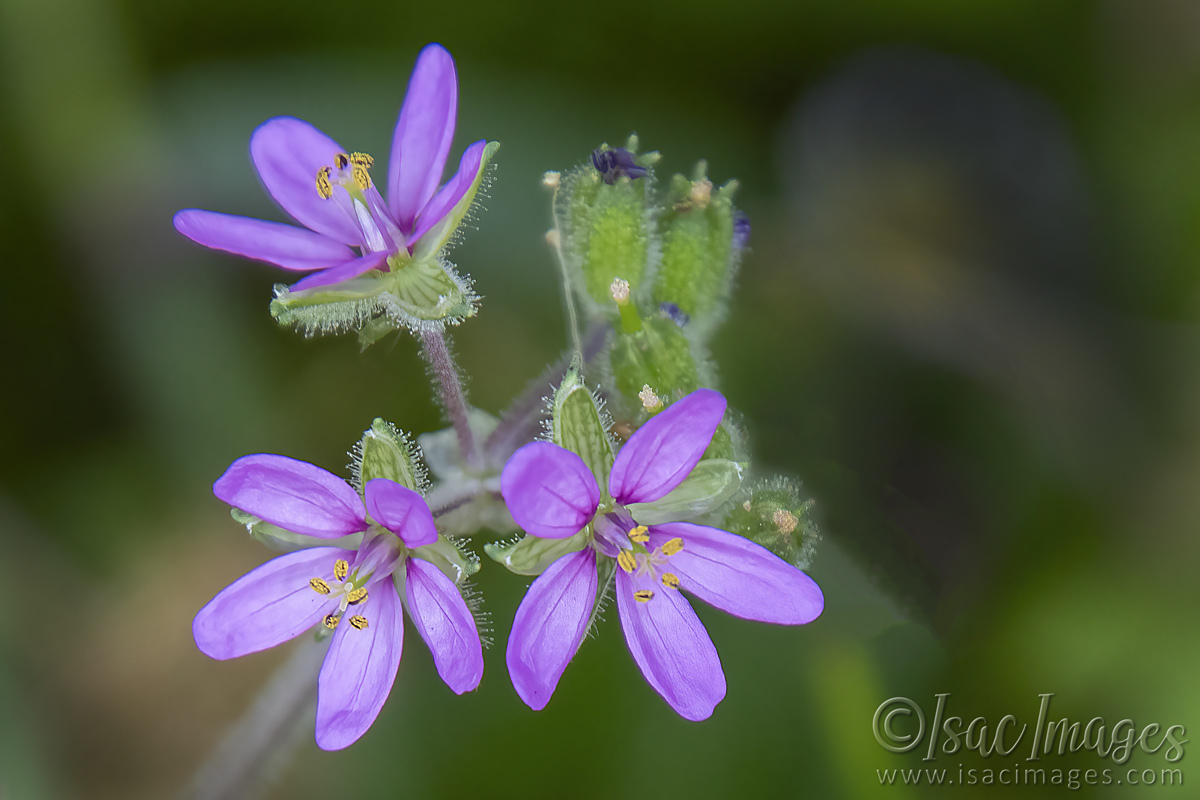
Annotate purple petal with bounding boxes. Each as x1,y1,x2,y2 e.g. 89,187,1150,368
193,546,349,660
408,139,487,248
288,249,389,292
616,567,725,721
506,548,597,710
388,43,458,232
214,454,367,538
609,388,727,505
651,523,824,624
315,583,404,751
250,116,364,246
173,209,356,271
404,558,483,694
364,479,437,548
500,442,601,539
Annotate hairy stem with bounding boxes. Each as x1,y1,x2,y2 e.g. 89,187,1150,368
180,636,330,800
421,328,481,472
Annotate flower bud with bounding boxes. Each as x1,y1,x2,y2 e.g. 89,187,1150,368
723,477,821,569
556,138,658,309
652,161,744,341
609,315,700,409
551,368,614,489
352,418,429,494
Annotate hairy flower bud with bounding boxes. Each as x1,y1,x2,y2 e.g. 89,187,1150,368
723,477,821,569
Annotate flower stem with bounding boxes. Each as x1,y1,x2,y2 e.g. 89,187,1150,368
180,635,330,800
484,322,609,463
421,328,482,472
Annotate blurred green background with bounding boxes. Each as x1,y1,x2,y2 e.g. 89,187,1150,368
2,0,1198,797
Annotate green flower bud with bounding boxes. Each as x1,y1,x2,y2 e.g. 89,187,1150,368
626,458,746,525
723,477,821,569
610,314,700,407
551,368,615,491
557,138,659,309
352,418,429,494
652,161,743,340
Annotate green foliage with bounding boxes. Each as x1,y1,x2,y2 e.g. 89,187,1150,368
610,314,700,404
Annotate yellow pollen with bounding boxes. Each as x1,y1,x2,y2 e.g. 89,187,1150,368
334,560,349,581
662,572,680,590
350,152,374,168
346,587,368,605
660,537,684,556
352,164,371,190
349,615,369,630
323,614,341,629
316,167,333,199
617,550,637,573
334,153,350,169
310,578,331,595
628,525,650,544
634,589,655,603
774,509,799,535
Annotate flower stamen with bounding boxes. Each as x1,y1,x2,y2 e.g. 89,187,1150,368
316,167,333,199
346,587,368,605
310,578,332,594
660,537,684,556
628,525,649,544
323,614,341,629
349,615,369,630
634,589,655,603
617,550,637,573
334,559,349,580
661,572,680,590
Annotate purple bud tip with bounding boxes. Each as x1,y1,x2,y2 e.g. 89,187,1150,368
658,302,690,328
733,213,751,250
592,148,649,185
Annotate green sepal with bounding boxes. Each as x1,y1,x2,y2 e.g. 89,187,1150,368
485,527,589,576
411,534,482,585
652,162,741,337
269,254,478,339
723,477,821,570
551,368,614,491
231,508,364,553
625,458,746,525
352,418,428,494
412,140,501,261
610,314,700,405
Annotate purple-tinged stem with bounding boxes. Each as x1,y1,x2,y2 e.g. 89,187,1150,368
181,636,330,800
484,322,609,464
421,328,482,472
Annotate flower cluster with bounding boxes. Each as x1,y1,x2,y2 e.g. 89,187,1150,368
181,41,824,753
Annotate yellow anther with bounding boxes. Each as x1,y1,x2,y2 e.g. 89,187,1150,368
661,572,680,590
349,615,369,630
334,560,349,581
350,152,374,168
617,550,637,574
352,164,371,190
660,537,684,556
323,614,341,629
310,578,331,595
346,587,368,605
628,525,649,544
334,153,350,169
316,166,333,199
634,589,655,603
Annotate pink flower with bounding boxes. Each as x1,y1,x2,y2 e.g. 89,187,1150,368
194,454,483,750
174,43,492,292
